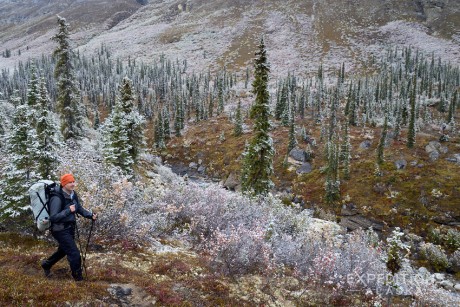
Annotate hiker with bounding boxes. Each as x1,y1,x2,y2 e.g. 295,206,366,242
41,173,97,281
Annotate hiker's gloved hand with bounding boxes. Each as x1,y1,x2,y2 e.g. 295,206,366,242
92,213,98,221
69,204,76,213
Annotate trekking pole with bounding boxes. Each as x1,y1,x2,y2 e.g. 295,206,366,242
82,219,95,279
74,220,88,279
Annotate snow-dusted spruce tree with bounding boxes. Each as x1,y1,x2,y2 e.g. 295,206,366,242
52,16,85,141
26,65,39,127
36,76,59,179
234,99,243,137
447,90,457,126
287,106,297,153
340,121,351,180
0,95,39,217
154,111,166,149
275,82,287,121
407,73,417,148
117,77,145,162
377,111,388,165
241,38,274,195
162,106,170,141
102,97,133,174
325,138,340,204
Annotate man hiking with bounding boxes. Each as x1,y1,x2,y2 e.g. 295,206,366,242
41,173,97,281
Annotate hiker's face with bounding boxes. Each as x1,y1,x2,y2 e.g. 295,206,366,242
64,181,76,191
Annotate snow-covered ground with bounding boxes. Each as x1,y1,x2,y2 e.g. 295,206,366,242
1,0,459,78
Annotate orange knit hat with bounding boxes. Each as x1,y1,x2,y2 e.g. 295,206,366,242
60,174,75,187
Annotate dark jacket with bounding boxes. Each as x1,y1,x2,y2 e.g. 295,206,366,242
49,186,92,232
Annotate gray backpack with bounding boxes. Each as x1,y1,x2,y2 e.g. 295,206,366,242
28,180,57,231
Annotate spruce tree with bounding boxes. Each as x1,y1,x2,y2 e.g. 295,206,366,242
36,76,59,179
275,83,288,120
0,96,39,217
102,99,133,174
234,100,243,137
26,65,39,127
163,107,171,140
154,112,166,149
377,112,388,165
407,73,417,148
118,77,145,162
324,139,340,204
340,121,351,180
241,38,274,195
447,90,457,124
287,107,297,153
52,16,85,140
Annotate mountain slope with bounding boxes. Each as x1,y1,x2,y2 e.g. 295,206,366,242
1,0,459,76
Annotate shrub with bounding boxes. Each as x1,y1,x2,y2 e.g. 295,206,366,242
427,227,442,245
419,242,450,272
443,229,460,250
449,249,460,273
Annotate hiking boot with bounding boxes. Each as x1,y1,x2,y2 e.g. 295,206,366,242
72,269,83,281
41,260,51,277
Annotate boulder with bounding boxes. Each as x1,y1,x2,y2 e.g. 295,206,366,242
341,203,358,216
395,159,407,170
425,141,439,154
433,215,460,226
434,273,445,281
429,150,440,162
189,162,198,169
439,146,448,154
197,165,206,174
359,140,372,149
340,215,384,232
289,148,306,162
418,266,429,276
223,172,240,191
455,284,460,292
447,154,460,164
108,284,132,297
296,162,312,175
170,163,188,176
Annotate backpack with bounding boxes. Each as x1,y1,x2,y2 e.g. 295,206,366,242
28,180,58,231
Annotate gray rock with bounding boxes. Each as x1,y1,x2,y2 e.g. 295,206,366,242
447,153,460,164
425,142,439,154
395,159,407,170
341,203,358,216
418,266,429,276
433,215,460,226
439,146,448,154
359,140,372,149
429,141,442,150
189,162,198,169
434,273,445,281
429,150,440,162
170,163,188,176
455,284,460,292
340,215,384,232
108,285,132,297
296,162,312,174
289,148,306,162
197,165,206,174
223,172,240,190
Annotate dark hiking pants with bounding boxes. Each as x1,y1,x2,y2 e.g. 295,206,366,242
44,225,81,274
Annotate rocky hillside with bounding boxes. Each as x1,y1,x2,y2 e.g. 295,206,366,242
1,0,459,75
